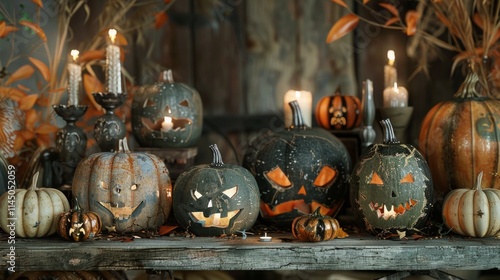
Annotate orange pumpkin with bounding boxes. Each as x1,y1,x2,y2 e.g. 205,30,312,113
315,87,362,130
419,69,500,200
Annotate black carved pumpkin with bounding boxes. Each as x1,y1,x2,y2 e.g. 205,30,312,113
243,101,351,229
350,119,433,234
72,138,172,233
173,144,260,237
131,70,203,148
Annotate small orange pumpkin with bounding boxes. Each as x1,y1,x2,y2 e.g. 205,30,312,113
292,207,348,242
315,87,362,130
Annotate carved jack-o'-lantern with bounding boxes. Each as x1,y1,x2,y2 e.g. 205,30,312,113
173,144,260,236
131,70,203,148
72,138,172,232
350,119,433,234
315,87,362,130
243,101,351,229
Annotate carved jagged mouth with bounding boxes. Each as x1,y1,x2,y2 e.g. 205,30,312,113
260,200,338,217
141,117,192,132
189,209,240,228
100,201,142,220
368,199,418,220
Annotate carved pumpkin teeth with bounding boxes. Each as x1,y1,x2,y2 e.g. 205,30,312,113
369,199,419,220
190,209,240,228
99,201,142,220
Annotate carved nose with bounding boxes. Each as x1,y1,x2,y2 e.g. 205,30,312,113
391,191,397,197
298,186,307,195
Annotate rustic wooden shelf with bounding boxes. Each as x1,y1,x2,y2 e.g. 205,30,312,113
2,231,500,272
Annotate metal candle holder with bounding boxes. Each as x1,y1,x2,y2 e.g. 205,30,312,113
93,92,127,152
53,104,88,186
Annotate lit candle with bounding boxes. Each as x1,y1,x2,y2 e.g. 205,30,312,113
383,82,408,107
283,90,312,127
161,116,173,132
67,49,81,106
384,50,397,89
106,29,122,94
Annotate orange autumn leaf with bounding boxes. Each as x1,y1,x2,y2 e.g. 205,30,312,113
0,21,19,38
473,13,484,29
116,32,128,46
35,123,59,134
0,86,27,100
20,130,35,141
31,0,43,8
17,84,31,92
24,109,38,131
78,49,106,63
13,135,26,153
385,17,399,26
18,94,38,111
330,0,348,9
158,225,178,236
36,133,52,148
379,3,399,17
435,12,458,37
28,57,51,82
36,96,51,107
326,14,359,43
155,11,169,29
19,20,47,42
83,73,105,111
405,10,419,36
5,65,35,86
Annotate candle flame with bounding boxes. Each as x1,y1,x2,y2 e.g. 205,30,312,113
108,29,117,44
295,90,301,99
164,116,172,123
70,49,79,62
387,50,395,66
393,82,399,93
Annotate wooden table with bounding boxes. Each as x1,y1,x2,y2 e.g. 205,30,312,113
2,231,500,272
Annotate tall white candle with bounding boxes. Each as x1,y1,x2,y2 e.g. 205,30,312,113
283,90,312,127
67,49,81,106
383,83,408,107
106,29,122,94
384,50,397,89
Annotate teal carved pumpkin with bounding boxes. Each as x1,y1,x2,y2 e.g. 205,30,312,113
72,138,172,232
350,119,433,234
173,144,260,237
131,70,203,148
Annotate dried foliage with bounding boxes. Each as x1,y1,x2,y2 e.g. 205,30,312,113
328,0,500,97
0,0,174,163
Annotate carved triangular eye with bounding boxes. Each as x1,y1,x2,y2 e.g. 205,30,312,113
400,173,414,183
222,186,238,198
313,166,337,187
192,190,203,200
179,100,189,107
264,166,292,188
369,172,384,185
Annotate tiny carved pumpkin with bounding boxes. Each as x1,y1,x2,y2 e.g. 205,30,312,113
173,144,260,237
315,87,362,130
72,138,172,233
57,198,102,241
131,70,203,148
350,119,433,234
292,207,348,242
442,171,500,237
243,100,351,229
0,172,70,237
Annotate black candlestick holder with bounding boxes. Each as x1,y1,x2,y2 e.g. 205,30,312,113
53,104,88,186
93,92,127,152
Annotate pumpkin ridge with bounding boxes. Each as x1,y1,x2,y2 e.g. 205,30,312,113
39,190,53,236
482,101,500,188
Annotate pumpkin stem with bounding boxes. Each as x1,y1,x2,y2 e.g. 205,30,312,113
72,197,82,212
380,119,399,144
118,137,130,153
209,144,224,167
454,64,481,98
475,171,484,191
334,86,341,96
160,69,175,84
311,206,323,217
29,171,40,190
288,100,307,129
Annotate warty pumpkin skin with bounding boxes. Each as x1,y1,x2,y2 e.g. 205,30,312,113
350,119,433,234
0,172,70,238
72,138,172,233
419,96,500,200
315,88,362,130
173,144,260,237
442,172,500,237
292,207,348,242
57,198,102,241
243,101,351,229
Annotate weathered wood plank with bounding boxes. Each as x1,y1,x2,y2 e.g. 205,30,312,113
2,233,500,271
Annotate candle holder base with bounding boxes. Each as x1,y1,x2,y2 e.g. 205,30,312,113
93,92,127,152
378,107,414,143
53,104,88,186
